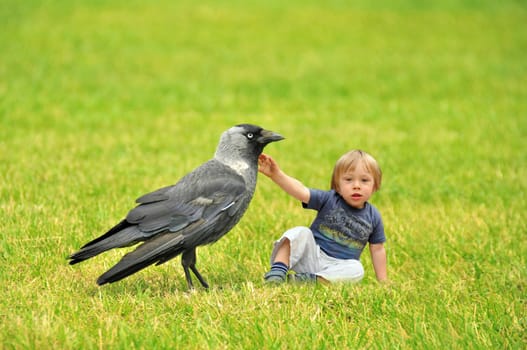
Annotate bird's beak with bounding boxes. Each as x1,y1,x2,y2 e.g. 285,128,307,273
258,129,285,144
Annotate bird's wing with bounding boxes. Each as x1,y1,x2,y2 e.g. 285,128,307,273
135,185,172,204
97,161,248,284
125,160,247,235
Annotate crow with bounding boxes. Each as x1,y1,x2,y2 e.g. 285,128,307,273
68,124,284,289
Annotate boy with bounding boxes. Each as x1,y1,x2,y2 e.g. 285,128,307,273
258,150,387,284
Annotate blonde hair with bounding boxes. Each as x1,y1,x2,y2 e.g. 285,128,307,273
330,150,382,192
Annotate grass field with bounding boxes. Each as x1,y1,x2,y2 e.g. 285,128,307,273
1,0,526,348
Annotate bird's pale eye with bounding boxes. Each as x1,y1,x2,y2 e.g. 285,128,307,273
246,133,254,139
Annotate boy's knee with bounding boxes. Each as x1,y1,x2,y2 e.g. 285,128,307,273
284,226,312,242
284,226,310,236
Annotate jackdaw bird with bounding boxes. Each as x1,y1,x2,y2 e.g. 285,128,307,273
69,124,284,289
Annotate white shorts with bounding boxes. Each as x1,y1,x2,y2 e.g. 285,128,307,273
270,226,364,283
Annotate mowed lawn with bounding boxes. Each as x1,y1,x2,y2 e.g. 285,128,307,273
1,0,526,348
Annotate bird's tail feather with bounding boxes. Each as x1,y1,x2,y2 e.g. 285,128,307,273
68,226,144,265
97,233,185,285
81,220,132,249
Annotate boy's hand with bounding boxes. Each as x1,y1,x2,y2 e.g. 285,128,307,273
258,153,310,203
258,153,279,178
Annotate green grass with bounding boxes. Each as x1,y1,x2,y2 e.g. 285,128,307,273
1,0,526,348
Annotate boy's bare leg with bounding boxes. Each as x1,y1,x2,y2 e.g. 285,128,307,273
264,239,291,284
273,238,291,266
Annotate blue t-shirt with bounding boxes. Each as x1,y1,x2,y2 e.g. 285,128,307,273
303,189,385,260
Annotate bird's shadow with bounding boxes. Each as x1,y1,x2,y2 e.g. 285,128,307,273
87,272,256,297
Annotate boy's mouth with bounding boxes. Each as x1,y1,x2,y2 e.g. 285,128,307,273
351,193,362,199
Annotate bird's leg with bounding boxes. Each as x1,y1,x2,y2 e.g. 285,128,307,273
182,265,194,290
181,249,209,289
190,265,209,289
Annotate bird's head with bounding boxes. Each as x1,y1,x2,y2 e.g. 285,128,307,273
215,124,284,166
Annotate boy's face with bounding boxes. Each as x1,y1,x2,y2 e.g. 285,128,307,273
337,161,375,209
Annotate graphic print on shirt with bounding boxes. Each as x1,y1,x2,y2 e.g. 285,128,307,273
317,206,372,251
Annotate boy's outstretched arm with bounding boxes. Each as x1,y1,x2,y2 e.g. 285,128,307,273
369,243,387,282
258,154,310,204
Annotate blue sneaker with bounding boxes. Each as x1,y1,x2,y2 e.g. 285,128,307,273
264,270,286,284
